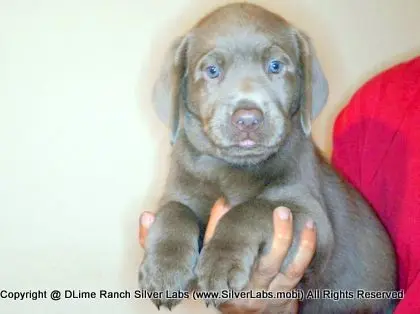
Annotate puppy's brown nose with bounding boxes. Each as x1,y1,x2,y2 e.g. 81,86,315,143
231,108,264,131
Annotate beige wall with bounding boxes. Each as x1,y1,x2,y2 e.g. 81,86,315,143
0,1,419,313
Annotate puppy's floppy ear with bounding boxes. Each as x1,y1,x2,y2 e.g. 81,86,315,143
152,35,190,145
292,29,329,136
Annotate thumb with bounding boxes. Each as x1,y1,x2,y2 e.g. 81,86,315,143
139,211,155,248
204,198,231,244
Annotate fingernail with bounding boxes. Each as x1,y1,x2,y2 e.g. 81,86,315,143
275,207,290,220
141,212,154,226
220,198,231,212
305,219,314,229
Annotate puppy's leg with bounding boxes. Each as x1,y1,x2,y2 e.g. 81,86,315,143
138,201,201,310
196,199,276,306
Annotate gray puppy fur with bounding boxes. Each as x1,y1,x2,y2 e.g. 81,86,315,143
139,3,396,313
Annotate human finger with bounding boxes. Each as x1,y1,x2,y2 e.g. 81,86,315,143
204,198,231,244
139,211,155,248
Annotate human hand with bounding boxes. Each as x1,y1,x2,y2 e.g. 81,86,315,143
139,198,316,314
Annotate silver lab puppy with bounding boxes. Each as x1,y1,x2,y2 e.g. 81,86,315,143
139,3,396,313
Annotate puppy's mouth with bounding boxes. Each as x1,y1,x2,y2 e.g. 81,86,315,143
219,136,282,157
232,132,261,149
207,130,283,154
218,142,280,166
206,133,282,165
220,131,283,150
226,142,279,154
238,139,256,148
235,131,260,148
201,114,286,163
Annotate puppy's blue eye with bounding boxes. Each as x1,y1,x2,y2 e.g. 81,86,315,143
268,60,284,74
206,65,221,79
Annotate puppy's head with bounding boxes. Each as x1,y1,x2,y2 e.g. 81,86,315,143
153,3,328,165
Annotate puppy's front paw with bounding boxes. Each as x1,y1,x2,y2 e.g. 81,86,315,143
138,242,198,310
196,240,257,306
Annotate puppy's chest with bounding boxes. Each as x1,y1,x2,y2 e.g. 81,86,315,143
195,159,268,207
217,172,267,207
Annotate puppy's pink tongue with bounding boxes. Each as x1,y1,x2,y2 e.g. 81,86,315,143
239,139,256,148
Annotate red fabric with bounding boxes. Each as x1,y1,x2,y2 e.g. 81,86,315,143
332,56,420,313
